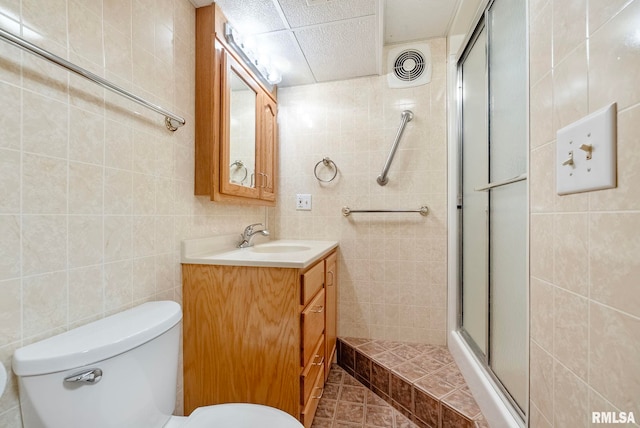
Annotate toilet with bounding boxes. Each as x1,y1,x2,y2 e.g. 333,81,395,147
12,301,304,428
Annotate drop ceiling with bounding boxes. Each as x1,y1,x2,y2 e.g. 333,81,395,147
189,0,462,87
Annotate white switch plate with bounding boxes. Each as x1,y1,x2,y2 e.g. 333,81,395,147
556,103,617,195
296,194,312,210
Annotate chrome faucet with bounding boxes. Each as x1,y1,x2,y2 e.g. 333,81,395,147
237,223,270,248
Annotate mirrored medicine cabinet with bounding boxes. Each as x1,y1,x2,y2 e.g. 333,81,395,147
194,4,277,206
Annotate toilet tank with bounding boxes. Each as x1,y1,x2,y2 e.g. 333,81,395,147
12,301,182,428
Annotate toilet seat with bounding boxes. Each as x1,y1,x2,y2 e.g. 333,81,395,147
180,403,304,428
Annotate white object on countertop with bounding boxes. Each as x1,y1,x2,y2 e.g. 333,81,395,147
0,361,6,397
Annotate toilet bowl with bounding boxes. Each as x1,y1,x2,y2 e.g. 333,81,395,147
12,301,304,428
165,403,304,428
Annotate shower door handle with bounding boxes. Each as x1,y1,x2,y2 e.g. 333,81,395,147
474,173,527,191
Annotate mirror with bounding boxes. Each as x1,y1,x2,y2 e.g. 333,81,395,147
228,69,257,188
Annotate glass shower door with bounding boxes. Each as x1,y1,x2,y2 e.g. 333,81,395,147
487,0,528,411
458,0,528,418
460,27,488,356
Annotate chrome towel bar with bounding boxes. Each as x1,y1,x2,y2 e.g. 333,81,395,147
342,206,429,217
0,27,186,132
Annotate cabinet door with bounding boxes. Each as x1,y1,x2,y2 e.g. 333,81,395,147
259,92,277,202
324,251,337,379
195,8,278,206
219,49,261,200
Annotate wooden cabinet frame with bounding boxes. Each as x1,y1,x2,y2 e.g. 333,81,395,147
195,4,278,206
324,251,337,379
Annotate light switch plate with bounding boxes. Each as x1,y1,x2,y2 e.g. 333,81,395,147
296,193,312,210
556,103,617,195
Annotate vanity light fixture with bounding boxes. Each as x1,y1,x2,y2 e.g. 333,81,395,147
224,23,282,89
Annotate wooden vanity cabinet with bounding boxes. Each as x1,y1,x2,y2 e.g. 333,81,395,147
324,251,337,380
194,4,278,206
182,249,338,427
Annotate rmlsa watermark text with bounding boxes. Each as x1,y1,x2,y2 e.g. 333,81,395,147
592,411,636,424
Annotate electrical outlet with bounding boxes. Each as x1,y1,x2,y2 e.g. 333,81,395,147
296,194,312,211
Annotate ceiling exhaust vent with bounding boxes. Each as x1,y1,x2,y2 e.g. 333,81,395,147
387,43,432,88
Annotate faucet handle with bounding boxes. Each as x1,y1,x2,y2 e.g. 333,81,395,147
244,223,263,233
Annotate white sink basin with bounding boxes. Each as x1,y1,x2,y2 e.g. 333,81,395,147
181,237,338,268
251,244,311,253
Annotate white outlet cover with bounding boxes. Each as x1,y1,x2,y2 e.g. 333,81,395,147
556,103,617,195
296,193,312,210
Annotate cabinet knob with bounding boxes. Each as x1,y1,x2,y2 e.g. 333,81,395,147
311,305,324,313
312,355,325,366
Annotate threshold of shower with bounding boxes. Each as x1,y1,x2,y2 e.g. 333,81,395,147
336,337,488,427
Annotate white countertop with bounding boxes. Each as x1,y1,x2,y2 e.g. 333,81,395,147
181,236,338,269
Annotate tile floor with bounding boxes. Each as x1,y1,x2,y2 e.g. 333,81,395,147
312,363,420,428
313,338,488,428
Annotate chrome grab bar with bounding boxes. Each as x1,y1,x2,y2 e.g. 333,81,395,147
474,173,527,191
377,110,413,186
0,27,186,132
342,206,429,217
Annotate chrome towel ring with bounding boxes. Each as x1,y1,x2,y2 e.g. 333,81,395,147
314,157,338,183
230,160,248,184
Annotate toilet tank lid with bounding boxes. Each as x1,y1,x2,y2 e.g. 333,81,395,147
13,301,182,376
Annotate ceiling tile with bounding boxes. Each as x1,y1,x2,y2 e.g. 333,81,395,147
255,31,316,87
294,16,380,83
214,0,287,34
384,0,460,44
278,0,377,28
190,0,460,88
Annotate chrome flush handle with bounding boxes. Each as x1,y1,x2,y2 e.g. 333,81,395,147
64,368,103,384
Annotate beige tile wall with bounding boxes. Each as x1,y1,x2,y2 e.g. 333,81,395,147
529,0,640,425
275,40,448,345
0,0,266,424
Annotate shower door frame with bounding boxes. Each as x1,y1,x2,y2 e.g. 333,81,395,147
446,0,530,426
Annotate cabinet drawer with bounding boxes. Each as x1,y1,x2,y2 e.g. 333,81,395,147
301,288,325,367
300,362,324,428
301,335,325,405
301,261,324,306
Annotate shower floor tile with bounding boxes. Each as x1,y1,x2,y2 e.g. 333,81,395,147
320,337,487,428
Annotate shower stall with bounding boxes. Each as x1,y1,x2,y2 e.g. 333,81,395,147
447,0,528,426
